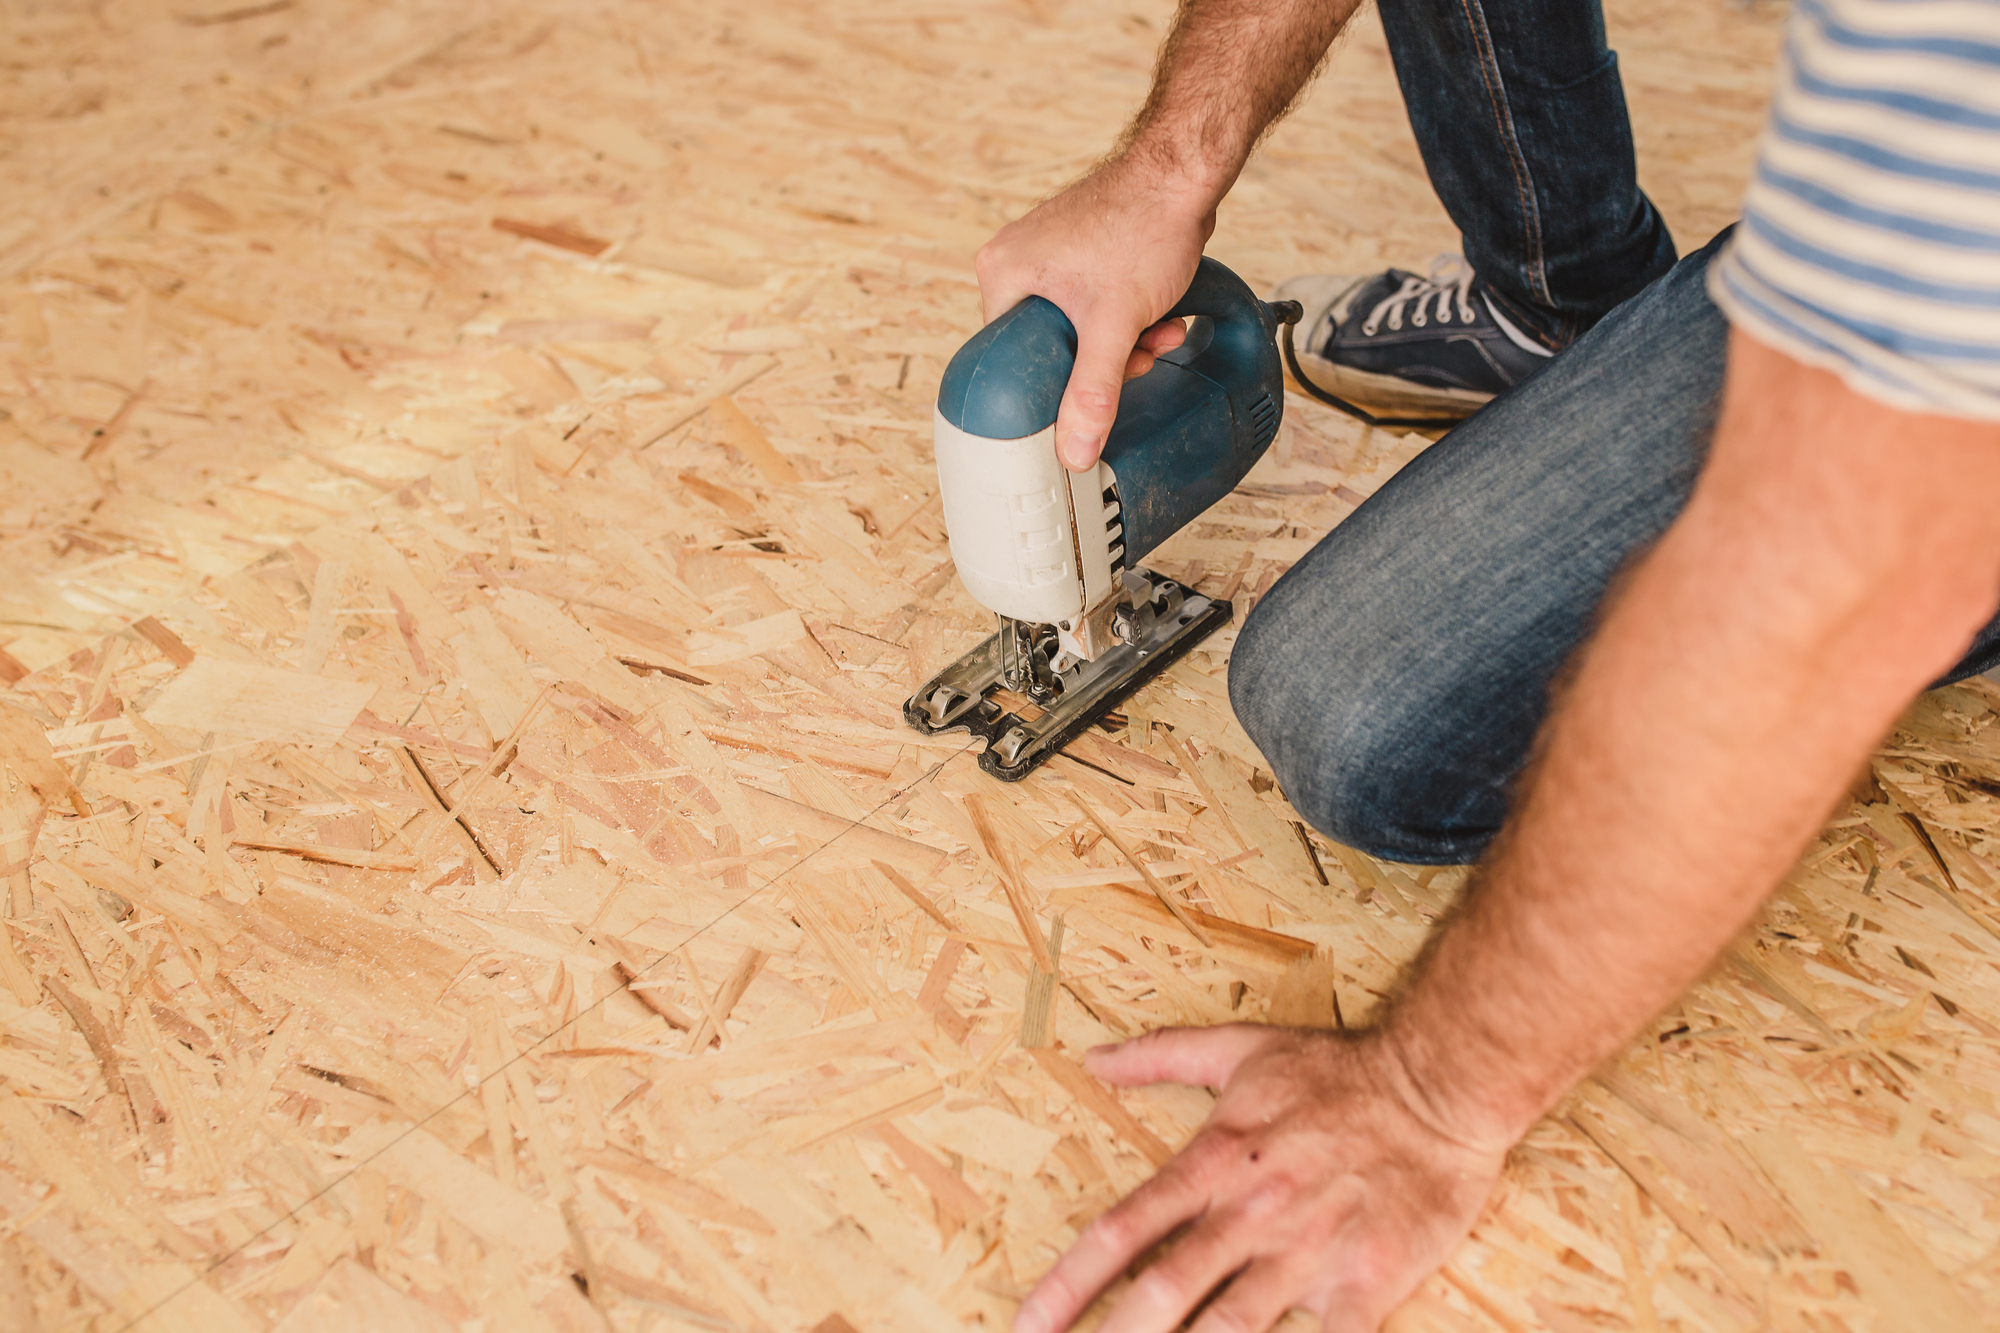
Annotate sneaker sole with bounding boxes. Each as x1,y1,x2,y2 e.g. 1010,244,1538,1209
1288,345,1493,421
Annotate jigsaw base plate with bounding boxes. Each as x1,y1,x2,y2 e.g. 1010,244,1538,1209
904,574,1232,781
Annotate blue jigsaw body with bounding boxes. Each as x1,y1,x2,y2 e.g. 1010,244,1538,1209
935,257,1293,567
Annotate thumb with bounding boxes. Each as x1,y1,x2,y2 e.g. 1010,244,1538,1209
1055,323,1139,471
1083,1023,1278,1089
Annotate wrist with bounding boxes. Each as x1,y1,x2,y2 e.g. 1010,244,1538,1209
1109,126,1242,214
1369,1014,1541,1156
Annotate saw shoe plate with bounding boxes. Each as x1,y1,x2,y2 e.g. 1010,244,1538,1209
905,574,1233,781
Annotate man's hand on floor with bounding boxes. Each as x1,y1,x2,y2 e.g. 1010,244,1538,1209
975,159,1211,471
1012,1024,1504,1333
1014,333,2000,1333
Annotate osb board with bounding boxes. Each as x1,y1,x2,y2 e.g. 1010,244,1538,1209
12,2,1998,1333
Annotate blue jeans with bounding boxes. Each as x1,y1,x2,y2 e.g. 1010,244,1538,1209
1230,231,2000,865
1377,0,1677,348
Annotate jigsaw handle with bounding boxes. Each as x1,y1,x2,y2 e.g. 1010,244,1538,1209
1159,253,1276,329
936,257,1282,439
933,258,1292,567
1102,258,1291,563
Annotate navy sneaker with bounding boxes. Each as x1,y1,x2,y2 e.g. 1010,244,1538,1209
1272,257,1555,424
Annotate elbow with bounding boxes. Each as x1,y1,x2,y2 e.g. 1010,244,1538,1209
1653,469,2000,708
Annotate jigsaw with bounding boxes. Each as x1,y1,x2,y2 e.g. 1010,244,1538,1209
905,257,1302,779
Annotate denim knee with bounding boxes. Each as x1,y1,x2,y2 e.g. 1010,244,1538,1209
1228,590,1505,866
1221,234,1745,868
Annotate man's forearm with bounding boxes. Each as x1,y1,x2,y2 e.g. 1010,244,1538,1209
1379,334,2000,1150
1120,0,1359,202
976,0,1358,468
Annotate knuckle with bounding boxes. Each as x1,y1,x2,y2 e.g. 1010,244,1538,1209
1341,1234,1407,1290
1083,1210,1135,1253
1241,1174,1296,1217
1179,1131,1237,1179
1325,1173,1370,1215
1132,1265,1190,1310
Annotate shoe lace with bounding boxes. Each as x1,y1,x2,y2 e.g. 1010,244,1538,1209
1359,255,1478,335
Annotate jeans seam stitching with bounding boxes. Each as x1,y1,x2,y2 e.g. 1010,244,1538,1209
1453,0,1549,308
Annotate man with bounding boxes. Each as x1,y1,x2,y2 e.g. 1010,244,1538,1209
977,1,2000,1331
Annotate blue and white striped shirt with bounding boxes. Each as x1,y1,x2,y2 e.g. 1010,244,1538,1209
1709,0,2000,420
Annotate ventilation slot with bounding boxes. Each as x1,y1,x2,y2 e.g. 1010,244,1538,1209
1101,481,1127,568
1248,393,1280,449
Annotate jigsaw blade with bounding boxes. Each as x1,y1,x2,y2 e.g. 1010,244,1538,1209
905,571,1230,781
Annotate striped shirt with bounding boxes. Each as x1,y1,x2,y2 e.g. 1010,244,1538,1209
1709,0,2000,420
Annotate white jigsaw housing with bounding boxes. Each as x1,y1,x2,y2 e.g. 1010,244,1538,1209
932,408,1125,662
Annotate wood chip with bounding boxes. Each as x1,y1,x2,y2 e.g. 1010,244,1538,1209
142,660,376,746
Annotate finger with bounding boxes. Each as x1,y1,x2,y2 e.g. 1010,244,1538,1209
1014,1153,1219,1333
1100,1195,1281,1333
1056,325,1141,470
1085,1024,1279,1089
1136,318,1187,356
1316,1283,1398,1333
1123,318,1189,381
978,276,1031,326
1313,1229,1421,1333
1187,1255,1314,1333
973,240,1029,324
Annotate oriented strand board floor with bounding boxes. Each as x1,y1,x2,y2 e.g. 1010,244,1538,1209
5,1,2000,1331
